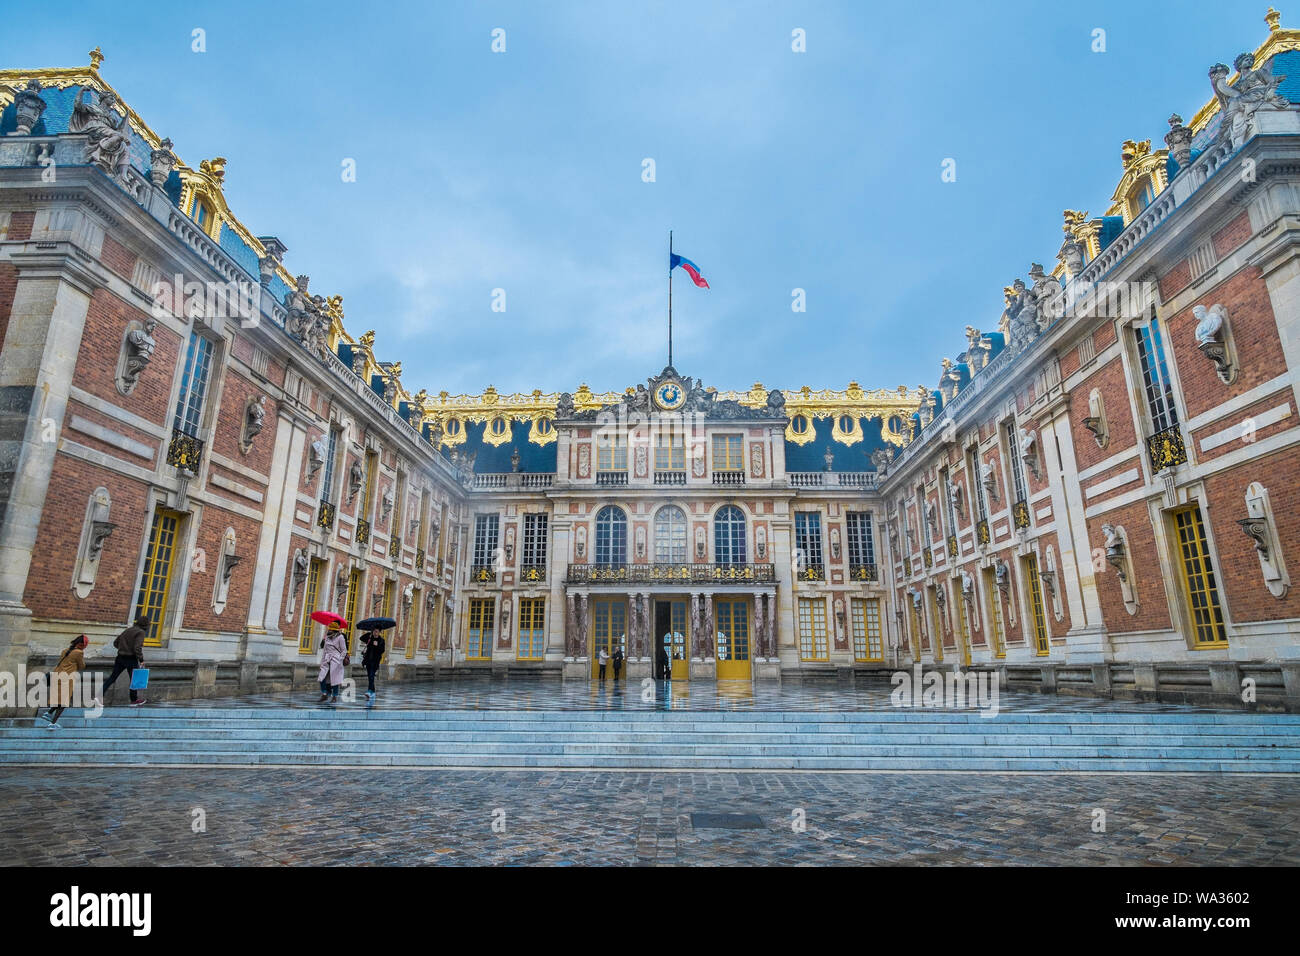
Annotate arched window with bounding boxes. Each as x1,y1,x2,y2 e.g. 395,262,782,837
714,505,747,565
654,506,687,563
595,506,627,566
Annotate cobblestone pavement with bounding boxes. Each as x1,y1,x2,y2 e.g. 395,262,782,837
1,768,1296,866
148,677,1233,714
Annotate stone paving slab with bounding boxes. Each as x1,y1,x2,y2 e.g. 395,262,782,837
0,767,1295,866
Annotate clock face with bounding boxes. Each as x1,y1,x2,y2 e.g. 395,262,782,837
655,381,685,410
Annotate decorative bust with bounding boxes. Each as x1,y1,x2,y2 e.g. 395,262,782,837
1193,303,1226,345
242,396,266,451
121,319,158,390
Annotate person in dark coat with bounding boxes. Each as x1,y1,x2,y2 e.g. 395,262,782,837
611,644,624,682
360,628,386,700
100,615,148,706
656,644,670,681
41,635,87,728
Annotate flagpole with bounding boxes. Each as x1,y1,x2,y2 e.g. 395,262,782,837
668,230,673,368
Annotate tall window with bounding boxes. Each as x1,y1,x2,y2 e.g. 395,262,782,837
344,568,362,654
298,558,323,653
712,434,744,472
968,446,989,544
173,331,214,437
517,598,546,660
845,512,875,567
1173,506,1228,647
381,578,395,618
928,587,944,662
467,598,495,659
472,514,500,571
1134,311,1179,433
940,468,958,534
596,433,627,472
1024,553,1051,656
851,598,882,662
134,508,180,647
655,431,685,471
798,597,828,661
917,484,931,542
392,471,407,534
984,567,1006,658
654,506,687,563
320,427,339,502
594,506,627,565
1004,421,1028,504
522,513,548,570
795,512,823,571
361,450,379,518
714,505,746,564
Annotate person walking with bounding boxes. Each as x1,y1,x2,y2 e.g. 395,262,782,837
318,623,348,703
611,643,624,682
597,646,609,680
656,643,670,681
359,628,386,701
100,615,148,706
40,635,87,729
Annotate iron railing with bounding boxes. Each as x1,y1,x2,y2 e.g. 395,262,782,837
166,428,204,472
1147,423,1188,471
566,562,776,585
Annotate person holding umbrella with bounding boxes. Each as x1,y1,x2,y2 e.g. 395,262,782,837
311,611,349,703
356,616,395,701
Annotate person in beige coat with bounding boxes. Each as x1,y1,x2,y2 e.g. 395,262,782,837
41,635,87,729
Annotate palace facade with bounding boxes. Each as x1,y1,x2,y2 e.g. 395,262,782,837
1,11,1298,707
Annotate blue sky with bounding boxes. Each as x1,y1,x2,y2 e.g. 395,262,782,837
5,0,1276,395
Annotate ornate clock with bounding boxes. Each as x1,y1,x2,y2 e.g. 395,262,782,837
654,379,686,411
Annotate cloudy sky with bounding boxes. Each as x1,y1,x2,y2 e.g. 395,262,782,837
7,0,1274,396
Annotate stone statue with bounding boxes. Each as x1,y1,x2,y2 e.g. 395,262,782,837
292,549,309,593
1028,263,1062,328
348,459,363,500
245,396,266,444
308,439,326,482
980,461,997,500
823,445,834,471
766,388,786,413
556,392,575,419
1007,278,1040,346
1193,303,1226,345
122,319,158,388
69,87,132,177
1212,53,1292,150
402,583,414,609
284,275,313,337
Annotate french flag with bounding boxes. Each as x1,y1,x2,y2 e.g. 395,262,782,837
670,253,709,289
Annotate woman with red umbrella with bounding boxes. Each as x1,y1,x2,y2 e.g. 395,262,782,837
311,611,349,703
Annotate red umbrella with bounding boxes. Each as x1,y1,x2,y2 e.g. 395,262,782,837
310,611,348,629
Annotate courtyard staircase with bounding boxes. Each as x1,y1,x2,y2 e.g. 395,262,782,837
1,707,1298,772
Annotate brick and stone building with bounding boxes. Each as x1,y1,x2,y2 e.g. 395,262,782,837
0,11,1297,707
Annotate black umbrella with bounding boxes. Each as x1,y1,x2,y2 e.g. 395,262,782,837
356,617,397,631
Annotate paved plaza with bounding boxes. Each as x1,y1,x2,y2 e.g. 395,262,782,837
0,765,1296,866
0,681,1297,865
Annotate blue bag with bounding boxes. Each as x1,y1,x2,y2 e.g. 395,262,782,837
129,668,149,690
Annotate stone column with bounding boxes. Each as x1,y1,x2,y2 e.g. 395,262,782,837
701,592,715,659
0,248,105,691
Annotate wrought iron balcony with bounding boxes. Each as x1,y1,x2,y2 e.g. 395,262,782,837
976,519,991,546
166,428,204,472
595,471,628,486
470,564,496,583
1012,498,1031,530
519,563,547,583
415,548,426,571
848,563,878,582
654,471,686,485
922,547,933,569
712,471,745,486
566,562,776,585
317,500,335,530
1147,423,1188,472
388,535,401,558
947,535,959,558
797,563,824,582
355,517,370,546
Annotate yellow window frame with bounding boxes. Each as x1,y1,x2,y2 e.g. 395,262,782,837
517,597,546,660
851,597,883,663
1024,553,1051,656
298,558,323,653
1172,505,1229,648
712,433,744,471
797,597,828,661
984,567,1006,659
134,508,181,648
467,597,495,660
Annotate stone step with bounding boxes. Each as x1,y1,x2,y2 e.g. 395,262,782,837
2,727,1298,748
0,751,1295,772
